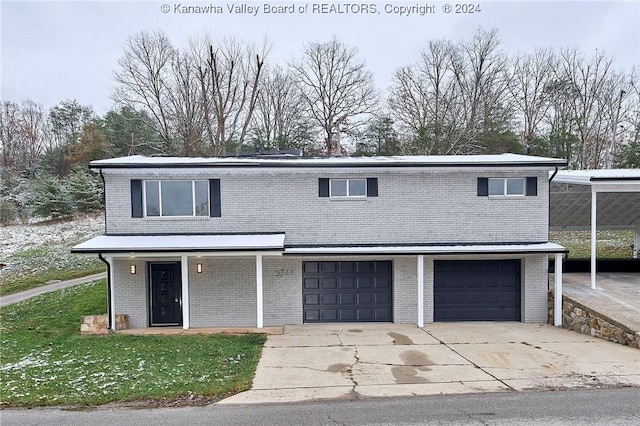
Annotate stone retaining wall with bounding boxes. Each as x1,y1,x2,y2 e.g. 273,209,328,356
81,315,129,334
548,292,639,349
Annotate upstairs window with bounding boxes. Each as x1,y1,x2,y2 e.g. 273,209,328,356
330,179,367,197
144,180,209,217
488,178,525,196
478,177,537,197
318,178,378,198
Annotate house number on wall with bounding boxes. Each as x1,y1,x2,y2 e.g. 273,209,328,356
274,268,293,277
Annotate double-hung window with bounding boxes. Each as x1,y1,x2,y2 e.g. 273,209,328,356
144,180,209,217
478,176,537,197
488,178,526,196
330,179,367,197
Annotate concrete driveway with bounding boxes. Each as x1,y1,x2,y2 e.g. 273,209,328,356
220,323,640,404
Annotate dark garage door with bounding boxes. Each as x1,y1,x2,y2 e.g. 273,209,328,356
302,261,392,322
434,260,521,321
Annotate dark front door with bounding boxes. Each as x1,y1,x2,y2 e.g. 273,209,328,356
149,262,182,326
434,259,521,321
302,261,392,323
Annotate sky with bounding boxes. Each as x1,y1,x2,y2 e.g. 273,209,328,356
1,0,639,116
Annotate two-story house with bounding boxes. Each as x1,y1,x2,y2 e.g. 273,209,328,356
72,154,568,331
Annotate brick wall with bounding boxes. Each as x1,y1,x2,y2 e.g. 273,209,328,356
102,168,549,245
522,255,550,322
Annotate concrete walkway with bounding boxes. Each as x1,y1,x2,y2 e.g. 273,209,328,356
219,323,640,405
0,272,106,307
561,272,640,333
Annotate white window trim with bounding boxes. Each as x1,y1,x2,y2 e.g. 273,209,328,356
143,180,210,218
329,178,367,198
488,177,526,197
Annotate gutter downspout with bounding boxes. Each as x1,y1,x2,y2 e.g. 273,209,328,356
98,253,113,331
549,166,559,182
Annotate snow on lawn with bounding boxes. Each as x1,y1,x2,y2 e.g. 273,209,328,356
1,215,104,259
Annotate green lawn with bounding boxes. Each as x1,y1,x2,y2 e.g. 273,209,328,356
549,229,635,259
0,280,265,408
0,246,105,296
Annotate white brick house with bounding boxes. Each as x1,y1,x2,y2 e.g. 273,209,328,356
72,154,568,330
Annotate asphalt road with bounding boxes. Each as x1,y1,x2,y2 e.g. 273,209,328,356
2,388,639,425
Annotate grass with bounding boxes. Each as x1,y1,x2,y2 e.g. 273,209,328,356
0,246,105,296
0,280,266,408
549,229,635,259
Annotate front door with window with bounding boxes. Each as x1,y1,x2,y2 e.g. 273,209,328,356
149,262,182,326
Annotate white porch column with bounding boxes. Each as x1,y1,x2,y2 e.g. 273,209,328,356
554,253,563,327
417,255,424,328
590,190,597,289
106,256,116,331
256,255,263,328
181,255,189,330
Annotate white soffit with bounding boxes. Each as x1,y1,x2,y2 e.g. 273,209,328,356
71,234,285,254
285,242,567,255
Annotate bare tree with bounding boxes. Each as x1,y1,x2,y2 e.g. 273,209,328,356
389,29,509,154
251,65,312,150
508,49,555,154
190,36,267,155
291,36,378,156
167,50,204,155
0,101,21,169
554,48,629,168
113,30,176,153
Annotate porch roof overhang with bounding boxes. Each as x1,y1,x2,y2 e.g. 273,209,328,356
71,233,285,255
284,242,567,256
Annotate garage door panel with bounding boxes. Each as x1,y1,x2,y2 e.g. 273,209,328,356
303,261,392,323
304,278,319,289
435,260,521,321
320,262,337,273
305,310,319,321
375,277,390,288
357,277,372,289
340,294,355,305
321,277,337,289
375,309,391,321
358,293,373,305
340,310,356,321
322,293,337,305
340,277,355,289
304,294,319,305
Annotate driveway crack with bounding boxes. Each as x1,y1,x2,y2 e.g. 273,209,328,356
424,330,516,391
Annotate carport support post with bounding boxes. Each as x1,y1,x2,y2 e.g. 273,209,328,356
106,255,115,331
181,255,189,329
256,255,263,328
591,190,597,290
417,255,424,328
554,253,563,327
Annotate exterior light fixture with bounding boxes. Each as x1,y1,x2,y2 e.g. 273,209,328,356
196,263,203,273
129,264,136,274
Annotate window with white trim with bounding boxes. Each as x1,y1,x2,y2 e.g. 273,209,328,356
330,178,367,197
144,180,209,217
488,178,526,196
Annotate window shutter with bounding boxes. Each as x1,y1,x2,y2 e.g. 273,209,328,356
366,178,378,197
477,178,488,196
526,176,538,196
209,179,221,217
131,180,143,218
318,178,329,197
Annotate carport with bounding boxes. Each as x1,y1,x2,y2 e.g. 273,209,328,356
550,169,640,289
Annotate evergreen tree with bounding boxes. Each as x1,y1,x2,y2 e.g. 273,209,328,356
31,173,74,219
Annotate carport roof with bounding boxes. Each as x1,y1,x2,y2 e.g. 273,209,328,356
550,169,640,230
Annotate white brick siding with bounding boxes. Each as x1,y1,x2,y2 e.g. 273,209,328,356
102,168,550,245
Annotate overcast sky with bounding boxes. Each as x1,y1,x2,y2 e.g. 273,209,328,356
1,0,639,115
